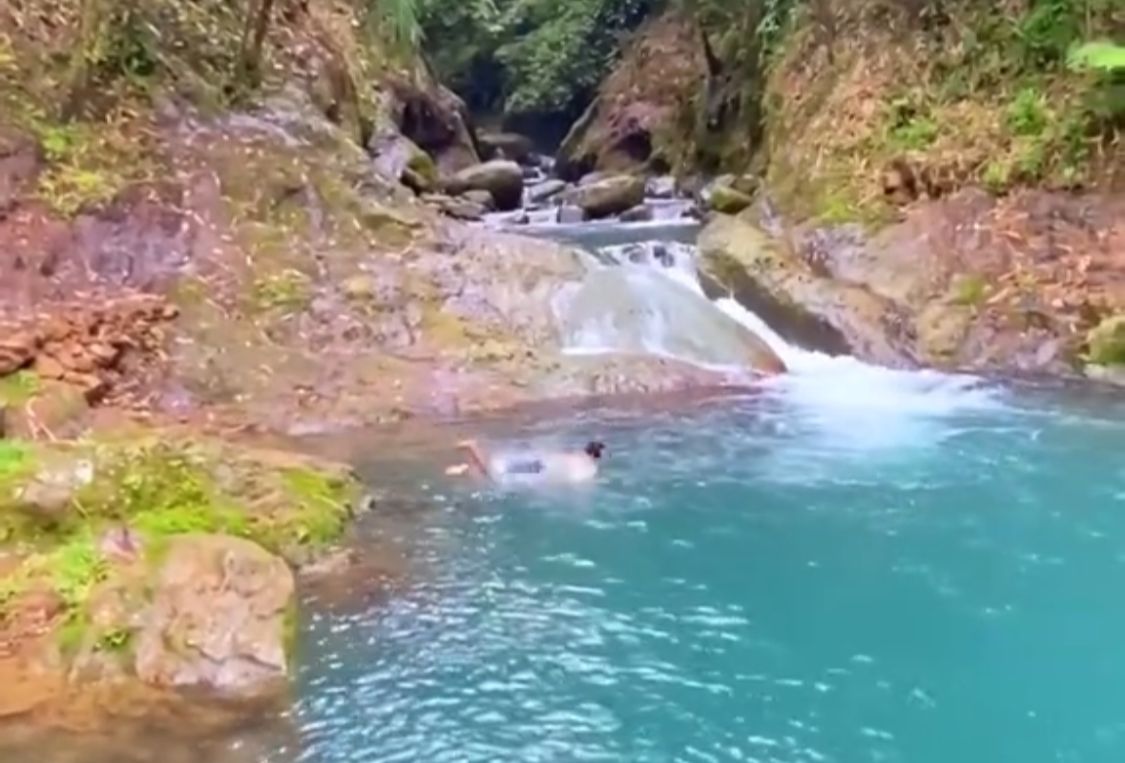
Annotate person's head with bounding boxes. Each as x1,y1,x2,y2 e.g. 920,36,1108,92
584,441,606,460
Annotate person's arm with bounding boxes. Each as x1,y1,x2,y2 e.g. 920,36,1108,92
457,439,492,477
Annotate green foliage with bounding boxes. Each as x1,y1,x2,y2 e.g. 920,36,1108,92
419,0,656,115
0,440,31,482
372,0,425,49
1015,0,1083,69
1069,41,1125,72
1007,87,1049,136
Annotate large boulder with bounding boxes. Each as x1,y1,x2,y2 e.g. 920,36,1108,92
565,175,645,219
446,160,525,211
134,534,295,700
478,132,535,164
383,75,480,175
697,213,912,365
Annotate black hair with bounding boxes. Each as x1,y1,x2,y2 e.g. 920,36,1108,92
584,441,606,459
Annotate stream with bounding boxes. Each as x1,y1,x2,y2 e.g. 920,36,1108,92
293,219,1125,763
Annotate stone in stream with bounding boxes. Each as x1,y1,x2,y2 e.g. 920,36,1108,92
564,175,645,220
445,160,524,211
134,534,294,700
421,193,487,221
620,204,654,223
526,179,567,204
461,189,495,210
477,132,535,164
646,175,677,199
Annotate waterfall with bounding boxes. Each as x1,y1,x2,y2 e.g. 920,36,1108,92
559,238,999,417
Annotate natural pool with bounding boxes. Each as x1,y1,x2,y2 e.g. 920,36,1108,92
288,372,1125,763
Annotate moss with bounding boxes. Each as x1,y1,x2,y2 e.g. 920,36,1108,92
96,625,133,654
1087,315,1125,367
951,273,989,307
272,467,353,549
251,270,312,313
0,371,41,406
1,438,360,624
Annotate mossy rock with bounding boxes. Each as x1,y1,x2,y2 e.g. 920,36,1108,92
0,436,363,622
1087,315,1125,367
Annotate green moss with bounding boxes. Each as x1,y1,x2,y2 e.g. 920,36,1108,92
0,371,41,406
252,269,312,313
950,273,989,307
1087,315,1125,367
0,440,32,482
273,467,352,549
96,625,133,654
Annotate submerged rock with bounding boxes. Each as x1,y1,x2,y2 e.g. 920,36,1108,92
446,160,525,211
565,175,645,219
134,534,294,700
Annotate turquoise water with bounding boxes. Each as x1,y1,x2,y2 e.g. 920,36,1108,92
293,375,1125,763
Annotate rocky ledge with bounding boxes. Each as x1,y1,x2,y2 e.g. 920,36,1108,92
698,191,1125,381
0,434,363,727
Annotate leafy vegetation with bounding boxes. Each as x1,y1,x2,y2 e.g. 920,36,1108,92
417,0,658,117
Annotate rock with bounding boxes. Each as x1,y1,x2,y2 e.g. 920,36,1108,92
478,132,535,164
446,160,524,211
646,175,677,199
0,333,36,376
578,171,611,187
565,175,645,219
423,194,487,221
620,204,654,223
368,132,437,194
134,534,294,700
461,189,495,210
708,184,755,215
555,11,706,179
557,267,785,373
341,275,378,301
558,205,586,224
1086,315,1125,367
2,381,90,439
12,455,96,526
384,74,480,175
697,214,908,365
527,179,567,204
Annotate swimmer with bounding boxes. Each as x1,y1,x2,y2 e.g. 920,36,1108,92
448,439,606,484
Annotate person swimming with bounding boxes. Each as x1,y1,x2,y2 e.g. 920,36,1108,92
450,439,606,484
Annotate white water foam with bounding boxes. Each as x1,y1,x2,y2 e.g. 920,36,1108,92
574,239,1001,428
